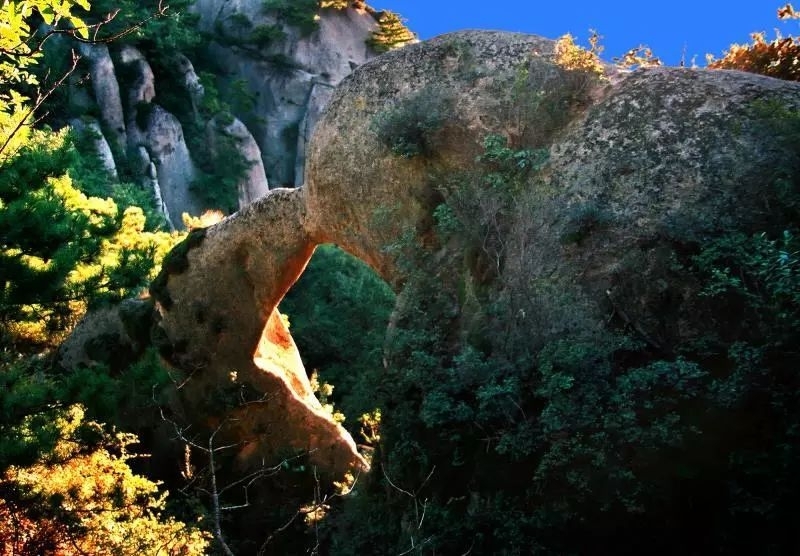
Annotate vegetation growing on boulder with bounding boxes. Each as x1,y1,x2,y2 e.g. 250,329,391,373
262,0,329,36
366,11,416,52
708,3,800,80
370,88,451,158
312,113,800,553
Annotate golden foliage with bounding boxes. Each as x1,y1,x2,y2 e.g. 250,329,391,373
708,5,800,81
0,405,210,555
0,1,91,160
310,370,346,424
182,209,225,230
6,168,182,348
554,32,605,75
708,32,800,81
778,3,798,19
614,46,663,69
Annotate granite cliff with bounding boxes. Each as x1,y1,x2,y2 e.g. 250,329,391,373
63,1,410,226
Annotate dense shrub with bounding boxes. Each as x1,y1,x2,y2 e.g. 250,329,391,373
317,121,800,554
370,88,451,158
708,32,800,81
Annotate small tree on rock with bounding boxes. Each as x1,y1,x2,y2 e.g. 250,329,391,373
367,11,416,53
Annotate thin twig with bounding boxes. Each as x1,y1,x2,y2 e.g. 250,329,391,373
0,50,79,159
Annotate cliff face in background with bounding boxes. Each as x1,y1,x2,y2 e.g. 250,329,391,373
191,0,382,186
67,1,397,226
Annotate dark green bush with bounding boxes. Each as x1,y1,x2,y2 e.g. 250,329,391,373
279,244,395,422
317,131,800,554
250,23,286,48
370,88,451,158
262,0,320,36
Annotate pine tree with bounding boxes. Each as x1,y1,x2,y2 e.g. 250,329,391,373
367,11,416,53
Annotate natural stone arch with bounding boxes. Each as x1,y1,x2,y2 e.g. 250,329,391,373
149,187,367,476
145,30,800,482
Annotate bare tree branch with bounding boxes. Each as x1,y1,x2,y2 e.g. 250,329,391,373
0,49,79,159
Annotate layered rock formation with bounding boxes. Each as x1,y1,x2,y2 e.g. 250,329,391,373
190,0,384,185
140,30,800,479
67,2,398,225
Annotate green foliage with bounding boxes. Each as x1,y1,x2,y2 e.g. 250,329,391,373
0,0,91,160
264,52,302,75
262,0,320,36
189,118,252,214
0,128,177,350
228,79,257,115
371,88,451,158
250,23,287,49
319,127,800,554
560,200,613,244
279,244,395,422
0,1,213,550
0,346,210,553
694,230,799,338
478,133,548,185
88,0,201,60
0,404,209,554
434,134,548,279
159,71,251,215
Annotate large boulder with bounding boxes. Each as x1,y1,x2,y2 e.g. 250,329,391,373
150,188,365,476
95,31,800,480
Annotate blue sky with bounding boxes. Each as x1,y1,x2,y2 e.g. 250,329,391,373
375,1,797,66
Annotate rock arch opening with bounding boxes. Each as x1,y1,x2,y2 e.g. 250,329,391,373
279,243,395,460
150,188,375,478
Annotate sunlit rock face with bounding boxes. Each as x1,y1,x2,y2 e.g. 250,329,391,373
96,30,800,480
151,187,367,476
73,3,386,227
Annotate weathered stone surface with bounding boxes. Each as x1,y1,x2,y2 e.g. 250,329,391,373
78,43,126,153
307,30,800,348
190,1,379,185
69,118,118,180
118,45,156,107
293,81,336,186
130,105,203,225
72,31,800,480
117,46,201,226
58,298,152,372
174,54,205,119
306,31,562,277
152,188,365,475
206,117,270,208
